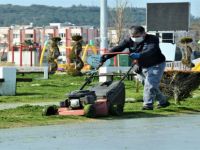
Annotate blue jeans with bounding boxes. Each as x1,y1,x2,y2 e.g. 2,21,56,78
137,62,166,107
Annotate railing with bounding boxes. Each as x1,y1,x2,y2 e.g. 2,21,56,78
165,61,191,71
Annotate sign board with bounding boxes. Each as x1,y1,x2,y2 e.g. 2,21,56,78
147,2,190,31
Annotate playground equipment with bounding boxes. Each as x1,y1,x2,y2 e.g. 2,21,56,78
81,42,98,71
192,62,200,71
39,39,98,73
39,40,49,66
81,41,98,63
9,44,41,66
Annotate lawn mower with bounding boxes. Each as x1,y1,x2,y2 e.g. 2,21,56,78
43,52,134,118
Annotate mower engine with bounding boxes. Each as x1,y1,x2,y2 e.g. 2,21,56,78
62,90,97,109
69,99,82,109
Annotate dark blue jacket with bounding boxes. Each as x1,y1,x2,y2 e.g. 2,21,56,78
107,34,166,68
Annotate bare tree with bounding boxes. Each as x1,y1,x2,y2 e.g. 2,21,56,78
112,0,128,45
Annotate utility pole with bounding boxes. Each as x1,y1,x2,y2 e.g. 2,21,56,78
100,0,108,54
99,0,110,82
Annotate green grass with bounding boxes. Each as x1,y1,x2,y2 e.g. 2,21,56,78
0,74,85,103
0,105,88,128
1,73,200,128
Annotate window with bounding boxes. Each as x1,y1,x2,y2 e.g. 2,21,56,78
25,34,33,38
59,33,66,38
13,34,19,39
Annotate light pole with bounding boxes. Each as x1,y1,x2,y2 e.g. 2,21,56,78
100,0,108,54
99,0,110,82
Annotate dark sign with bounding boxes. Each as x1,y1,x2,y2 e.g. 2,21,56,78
147,2,190,31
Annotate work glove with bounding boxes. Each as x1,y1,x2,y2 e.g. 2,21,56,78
130,53,141,59
100,55,108,63
133,64,142,74
99,55,108,67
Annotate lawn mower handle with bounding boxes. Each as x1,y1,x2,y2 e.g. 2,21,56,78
101,51,138,66
102,52,130,55
79,52,136,90
101,51,138,83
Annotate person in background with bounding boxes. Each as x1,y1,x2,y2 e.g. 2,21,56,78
100,25,169,110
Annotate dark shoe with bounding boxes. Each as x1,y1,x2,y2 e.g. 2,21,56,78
141,105,153,110
157,101,170,109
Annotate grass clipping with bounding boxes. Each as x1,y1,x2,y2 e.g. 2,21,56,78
160,70,200,103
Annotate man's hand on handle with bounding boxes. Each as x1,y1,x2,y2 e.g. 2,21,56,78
99,55,108,67
130,53,141,59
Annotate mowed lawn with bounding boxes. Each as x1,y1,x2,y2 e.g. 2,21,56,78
1,73,200,128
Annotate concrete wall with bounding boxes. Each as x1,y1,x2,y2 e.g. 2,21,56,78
0,67,16,96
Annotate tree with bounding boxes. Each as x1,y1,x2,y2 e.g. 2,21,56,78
111,0,128,45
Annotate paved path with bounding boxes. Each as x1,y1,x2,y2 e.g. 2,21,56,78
0,102,58,110
0,114,200,150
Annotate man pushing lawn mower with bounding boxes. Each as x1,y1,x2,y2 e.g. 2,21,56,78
43,55,132,117
43,25,170,117
43,63,128,117
100,25,170,110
